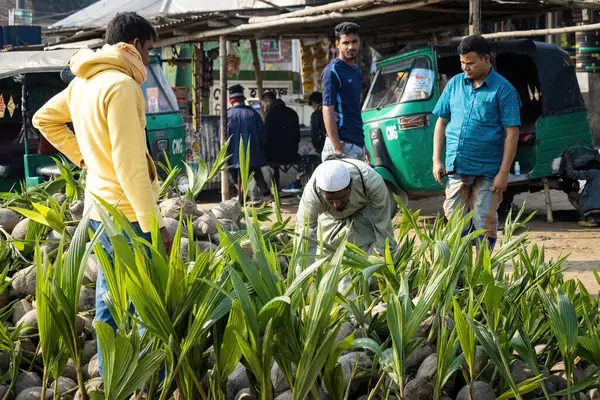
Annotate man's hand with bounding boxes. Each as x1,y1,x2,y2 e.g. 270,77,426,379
491,171,509,194
160,227,173,255
332,140,346,158
432,160,447,185
563,151,573,166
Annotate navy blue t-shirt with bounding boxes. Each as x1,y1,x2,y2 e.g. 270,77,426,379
321,59,364,147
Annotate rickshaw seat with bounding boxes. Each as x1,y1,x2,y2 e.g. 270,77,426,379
519,122,536,144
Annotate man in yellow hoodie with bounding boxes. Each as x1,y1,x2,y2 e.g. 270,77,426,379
32,12,171,377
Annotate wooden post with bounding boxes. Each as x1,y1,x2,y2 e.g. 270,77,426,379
469,0,481,35
546,12,555,43
447,21,600,41
250,39,265,107
192,43,202,132
219,36,230,202
543,178,554,223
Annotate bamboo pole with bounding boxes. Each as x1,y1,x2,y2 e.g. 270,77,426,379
469,0,481,35
249,38,265,117
219,36,230,202
546,12,555,43
249,0,401,23
448,20,600,41
155,0,443,47
192,43,202,132
366,7,561,43
544,0,600,9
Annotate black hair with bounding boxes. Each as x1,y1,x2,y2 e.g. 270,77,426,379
105,12,158,46
308,92,323,106
457,35,490,57
334,22,360,41
228,84,245,99
261,91,276,102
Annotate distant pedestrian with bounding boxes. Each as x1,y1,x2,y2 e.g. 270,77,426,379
227,84,272,203
563,151,600,227
309,91,327,156
261,91,301,190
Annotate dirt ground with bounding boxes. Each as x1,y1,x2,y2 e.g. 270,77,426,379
200,185,600,293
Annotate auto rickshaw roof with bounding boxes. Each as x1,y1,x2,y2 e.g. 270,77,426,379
0,49,78,80
0,47,162,81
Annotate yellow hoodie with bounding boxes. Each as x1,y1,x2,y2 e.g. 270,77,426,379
33,43,164,232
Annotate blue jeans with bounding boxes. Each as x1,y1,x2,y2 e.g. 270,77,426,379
89,219,151,378
321,137,365,162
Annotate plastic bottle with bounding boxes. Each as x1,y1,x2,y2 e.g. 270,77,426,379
514,161,521,176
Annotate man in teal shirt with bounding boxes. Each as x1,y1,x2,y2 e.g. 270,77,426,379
432,35,522,249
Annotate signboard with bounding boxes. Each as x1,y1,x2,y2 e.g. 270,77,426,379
9,9,33,26
146,87,160,113
209,80,294,116
261,40,281,62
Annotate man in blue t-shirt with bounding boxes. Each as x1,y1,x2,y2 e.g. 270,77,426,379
432,35,521,250
321,22,365,162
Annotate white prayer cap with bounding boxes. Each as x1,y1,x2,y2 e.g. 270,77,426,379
315,160,351,192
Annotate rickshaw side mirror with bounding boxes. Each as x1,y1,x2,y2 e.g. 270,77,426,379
60,67,75,84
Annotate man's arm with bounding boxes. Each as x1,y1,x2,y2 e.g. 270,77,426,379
492,84,523,194
431,81,452,184
432,118,448,184
323,107,343,154
32,88,84,167
105,80,165,233
366,174,397,254
564,152,596,181
294,180,325,261
255,111,266,150
322,67,344,156
491,126,519,193
292,110,301,145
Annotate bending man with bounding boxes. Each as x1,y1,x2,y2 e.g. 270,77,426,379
295,159,397,258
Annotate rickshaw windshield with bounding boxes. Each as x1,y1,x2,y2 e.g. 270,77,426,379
140,63,179,113
364,56,434,110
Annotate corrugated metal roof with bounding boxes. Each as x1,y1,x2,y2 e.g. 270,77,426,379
49,0,241,29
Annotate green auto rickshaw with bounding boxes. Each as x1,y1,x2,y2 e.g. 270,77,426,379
363,39,594,214
0,48,186,192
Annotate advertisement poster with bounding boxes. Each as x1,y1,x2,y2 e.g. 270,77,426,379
401,68,434,102
147,87,159,113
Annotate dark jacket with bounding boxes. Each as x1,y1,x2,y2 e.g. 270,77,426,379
310,107,326,154
227,104,266,169
566,163,600,217
264,99,300,164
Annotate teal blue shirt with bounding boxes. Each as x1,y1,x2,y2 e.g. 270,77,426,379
433,68,522,179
